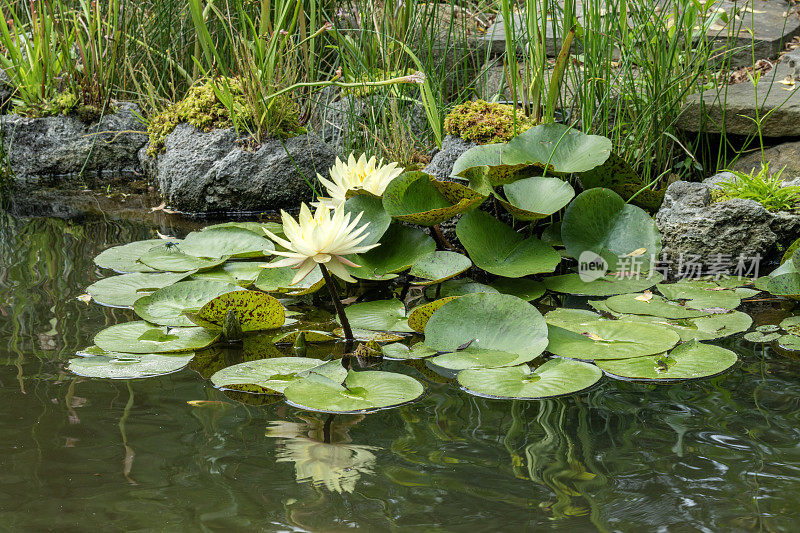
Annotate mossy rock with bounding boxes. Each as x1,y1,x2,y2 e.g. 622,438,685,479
444,100,536,145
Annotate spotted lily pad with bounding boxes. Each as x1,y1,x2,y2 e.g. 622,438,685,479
68,351,195,379
605,293,710,319
344,299,414,333
254,261,325,295
382,171,486,226
596,341,737,382
545,319,680,361
211,357,346,394
543,272,663,296
456,210,561,277
94,321,219,353
458,358,602,399
94,239,166,273
488,277,545,301
133,280,242,327
87,271,190,308
766,273,800,299
283,370,425,413
407,297,459,333
780,316,800,335
408,251,471,285
139,244,228,272
191,261,265,286
192,291,285,332
179,227,275,258
349,224,436,280
496,177,575,220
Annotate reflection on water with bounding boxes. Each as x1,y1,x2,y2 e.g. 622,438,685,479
2,213,800,531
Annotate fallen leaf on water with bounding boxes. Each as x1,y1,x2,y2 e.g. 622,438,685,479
76,294,92,305
634,290,654,303
626,247,647,257
150,202,177,214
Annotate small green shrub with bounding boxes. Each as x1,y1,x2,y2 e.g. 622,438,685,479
444,100,536,145
713,163,800,212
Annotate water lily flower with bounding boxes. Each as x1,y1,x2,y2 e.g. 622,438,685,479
263,203,379,285
315,153,403,207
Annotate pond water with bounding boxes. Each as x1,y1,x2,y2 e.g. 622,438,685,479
2,213,800,532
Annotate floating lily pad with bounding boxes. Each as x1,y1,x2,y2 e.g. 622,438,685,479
94,239,166,273
382,171,486,226
458,358,602,399
456,210,560,277
605,293,710,319
272,330,338,344
543,272,663,296
596,341,738,382
343,195,391,247
210,357,345,394
179,227,275,259
408,251,472,285
424,293,549,366
191,261,265,286
776,334,800,352
430,278,499,298
545,321,680,361
192,291,285,332
744,331,781,343
68,351,195,379
617,311,752,342
381,342,438,360
132,280,242,327
488,277,545,301
94,321,219,354
407,297,459,333
139,244,228,272
284,370,425,413
561,188,661,271
656,281,745,310
87,271,190,308
496,177,575,220
349,224,435,280
344,299,414,333
254,261,325,295
429,346,529,370
780,316,800,335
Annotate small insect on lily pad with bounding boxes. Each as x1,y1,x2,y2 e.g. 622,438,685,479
132,280,242,327
283,370,425,413
178,227,275,259
381,342,438,360
408,251,471,285
190,291,286,332
273,330,338,344
543,273,663,296
382,171,486,226
604,293,711,319
407,297,459,333
458,358,602,399
68,351,195,379
139,244,229,272
596,341,738,382
210,357,345,394
343,299,414,333
94,239,167,273
87,271,191,308
94,321,219,354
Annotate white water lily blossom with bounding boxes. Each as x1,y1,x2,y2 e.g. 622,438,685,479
315,153,403,207
263,203,379,285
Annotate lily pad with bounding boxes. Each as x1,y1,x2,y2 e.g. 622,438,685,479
544,272,663,296
744,331,781,343
210,357,345,393
284,370,425,413
191,261,265,286
617,311,752,342
766,273,800,299
139,244,228,272
133,280,242,327
545,321,680,360
343,194,391,247
94,239,166,273
408,251,471,285
656,280,746,310
381,342,438,360
349,224,435,280
87,271,190,308
424,293,549,365
254,261,325,295
596,341,737,381
496,177,575,220
179,227,275,258
94,321,218,353
344,299,414,333
458,359,602,399
407,297,459,333
273,330,338,344
776,334,800,352
431,278,499,297
68,351,195,379
456,210,560,277
429,346,530,370
605,293,711,319
488,277,545,301
780,316,800,335
382,171,486,226
561,188,661,271
192,291,285,332
202,221,282,236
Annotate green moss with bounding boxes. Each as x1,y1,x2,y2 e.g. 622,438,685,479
15,90,78,118
444,100,536,145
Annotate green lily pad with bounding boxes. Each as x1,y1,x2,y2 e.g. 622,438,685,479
597,341,738,381
381,342,438,360
202,221,283,236
744,331,781,343
776,334,800,352
94,239,166,273
456,209,560,277
431,278,499,297
780,316,800,335
766,273,800,299
407,297,459,333
283,370,425,413
179,227,275,259
211,357,346,393
68,351,195,379
617,311,752,342
545,320,680,360
192,291,285,332
543,272,663,296
139,244,228,272
344,299,414,333
272,330,338,344
451,123,612,178
605,293,711,319
382,171,486,226
488,277,545,301
254,261,325,295
656,280,746,310
191,261,265,286
132,280,242,327
424,293,549,365
408,251,471,285
496,177,575,220
458,358,602,399
561,188,661,271
349,224,435,280
343,195,392,247
429,346,529,370
94,321,218,353
87,271,190,308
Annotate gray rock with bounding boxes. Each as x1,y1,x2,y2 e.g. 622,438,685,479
733,141,800,179
423,135,477,180
655,176,800,275
144,124,336,214
1,102,148,187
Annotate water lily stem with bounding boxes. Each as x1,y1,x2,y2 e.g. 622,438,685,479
319,264,353,343
432,224,456,251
